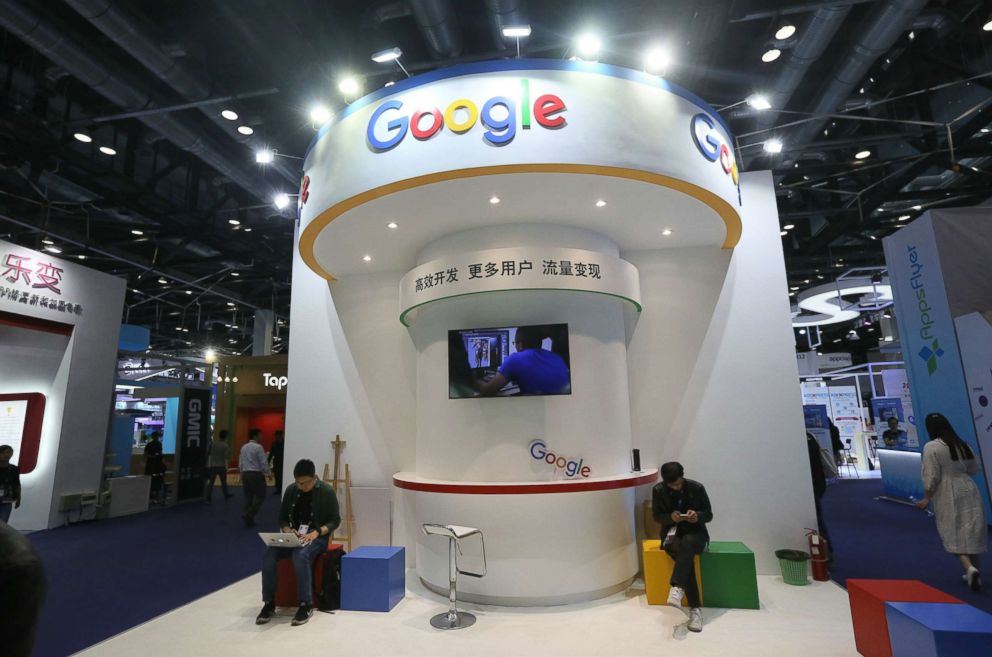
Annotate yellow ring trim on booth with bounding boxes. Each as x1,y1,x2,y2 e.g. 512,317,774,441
298,164,743,281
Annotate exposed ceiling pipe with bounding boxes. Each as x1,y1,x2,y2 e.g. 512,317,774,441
63,0,298,186
792,0,929,147
484,0,525,50
409,0,462,59
0,1,271,203
756,6,851,130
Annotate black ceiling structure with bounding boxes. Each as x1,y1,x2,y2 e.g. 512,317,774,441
1,0,990,359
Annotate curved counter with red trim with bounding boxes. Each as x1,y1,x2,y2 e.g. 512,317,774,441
393,470,657,495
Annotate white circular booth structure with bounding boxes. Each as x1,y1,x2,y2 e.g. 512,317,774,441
297,60,744,605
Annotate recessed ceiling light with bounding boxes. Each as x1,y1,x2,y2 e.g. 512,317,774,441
855,150,871,159
158,278,167,284
790,286,799,291
984,20,992,32
77,254,86,260
231,272,240,276
780,230,788,236
489,195,500,205
237,125,254,135
244,227,252,232
44,245,61,253
761,48,781,63
595,199,607,207
221,109,238,121
384,81,395,88
662,228,673,236
229,219,240,225
131,229,144,236
911,205,922,210
386,221,398,229
73,132,92,143
908,31,915,40
42,238,54,245
783,224,795,230
898,215,910,221
227,302,235,307
981,128,990,133
775,24,796,40
362,254,372,262
99,146,117,155
185,290,192,295
798,328,806,335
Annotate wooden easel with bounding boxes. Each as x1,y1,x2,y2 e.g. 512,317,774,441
322,434,354,551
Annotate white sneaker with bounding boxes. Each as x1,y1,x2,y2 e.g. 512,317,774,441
688,607,703,632
666,586,684,610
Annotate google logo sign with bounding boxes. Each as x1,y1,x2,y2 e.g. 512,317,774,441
530,439,591,478
367,79,567,151
690,113,739,187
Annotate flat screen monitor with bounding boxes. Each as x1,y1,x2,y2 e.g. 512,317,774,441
448,323,571,398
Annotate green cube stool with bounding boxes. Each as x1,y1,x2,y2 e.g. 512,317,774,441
699,541,759,609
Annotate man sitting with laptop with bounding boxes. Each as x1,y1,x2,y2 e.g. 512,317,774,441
256,459,340,626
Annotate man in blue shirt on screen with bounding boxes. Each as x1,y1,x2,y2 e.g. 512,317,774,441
478,326,570,396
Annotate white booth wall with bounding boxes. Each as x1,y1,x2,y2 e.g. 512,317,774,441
284,170,814,574
0,240,126,530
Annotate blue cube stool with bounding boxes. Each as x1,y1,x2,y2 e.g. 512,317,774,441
885,602,992,657
341,546,405,612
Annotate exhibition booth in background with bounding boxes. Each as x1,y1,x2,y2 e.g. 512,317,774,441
0,238,125,530
284,60,815,606
214,353,288,462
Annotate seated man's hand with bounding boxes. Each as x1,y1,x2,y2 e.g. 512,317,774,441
671,511,682,523
299,530,320,546
685,510,698,523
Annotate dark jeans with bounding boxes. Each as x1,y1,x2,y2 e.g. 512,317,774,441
813,494,833,557
0,502,12,524
273,461,283,495
204,467,229,501
262,536,329,605
664,532,707,608
242,471,267,520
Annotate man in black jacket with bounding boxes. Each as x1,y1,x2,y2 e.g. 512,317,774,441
651,462,713,633
256,459,341,627
0,522,47,657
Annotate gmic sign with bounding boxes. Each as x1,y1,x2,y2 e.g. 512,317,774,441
690,113,739,187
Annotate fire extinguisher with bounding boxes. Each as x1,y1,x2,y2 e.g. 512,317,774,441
806,528,830,581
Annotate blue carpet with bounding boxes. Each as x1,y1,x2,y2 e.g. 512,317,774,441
27,489,281,657
823,478,992,612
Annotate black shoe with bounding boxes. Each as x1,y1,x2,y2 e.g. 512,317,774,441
291,603,313,626
255,601,275,625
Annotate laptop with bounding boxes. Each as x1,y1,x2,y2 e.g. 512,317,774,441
258,532,303,548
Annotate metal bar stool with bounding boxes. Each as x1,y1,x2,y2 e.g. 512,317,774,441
422,524,487,630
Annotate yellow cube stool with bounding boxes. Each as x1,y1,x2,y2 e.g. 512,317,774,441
643,539,703,607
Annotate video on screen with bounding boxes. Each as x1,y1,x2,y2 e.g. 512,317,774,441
448,324,571,399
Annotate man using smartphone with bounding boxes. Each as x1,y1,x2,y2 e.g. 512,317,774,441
256,459,340,627
651,462,713,633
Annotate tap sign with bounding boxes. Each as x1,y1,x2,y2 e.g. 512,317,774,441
367,79,567,151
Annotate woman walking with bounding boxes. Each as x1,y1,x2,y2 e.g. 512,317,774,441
915,413,987,590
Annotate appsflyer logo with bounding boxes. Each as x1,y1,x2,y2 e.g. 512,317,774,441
918,340,945,376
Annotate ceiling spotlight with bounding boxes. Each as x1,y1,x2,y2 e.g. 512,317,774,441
131,229,144,236
205,348,216,362
502,25,531,38
371,46,403,63
384,81,396,88
99,146,117,155
489,195,500,205
158,278,167,284
338,76,361,97
981,128,990,133
595,200,607,207
898,215,911,221
908,30,915,40
221,109,238,121
232,376,239,383
780,230,788,236
228,219,240,225
42,238,54,245
185,290,192,295
643,46,671,75
386,221,398,229
798,328,806,335
274,193,291,209
231,272,240,276
761,48,781,63
746,94,772,110
44,245,61,253
227,302,235,307
77,254,86,260
309,105,331,125
783,224,795,230
237,125,254,135
362,254,372,262
244,227,252,232
775,24,797,40
576,33,602,58
255,149,274,164
984,20,992,32
73,132,92,143
790,286,799,291
855,149,871,159
662,228,673,236
764,138,783,154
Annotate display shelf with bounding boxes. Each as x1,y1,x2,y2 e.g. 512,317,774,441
393,470,657,495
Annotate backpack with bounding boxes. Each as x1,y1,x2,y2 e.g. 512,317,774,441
316,545,345,612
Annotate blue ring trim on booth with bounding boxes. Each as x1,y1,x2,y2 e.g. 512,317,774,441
303,58,733,164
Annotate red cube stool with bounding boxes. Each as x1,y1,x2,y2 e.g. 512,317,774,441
847,579,963,657
275,543,344,607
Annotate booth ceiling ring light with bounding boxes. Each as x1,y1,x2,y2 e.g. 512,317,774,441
792,278,893,328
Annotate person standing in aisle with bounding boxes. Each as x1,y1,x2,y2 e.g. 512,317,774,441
204,429,234,503
269,430,285,495
0,445,22,524
0,521,47,656
651,462,713,633
144,431,166,504
239,428,271,527
806,432,833,559
915,412,987,591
